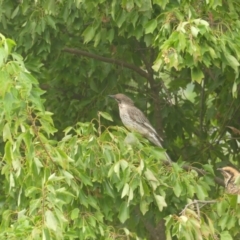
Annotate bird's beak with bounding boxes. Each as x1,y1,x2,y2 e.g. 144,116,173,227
108,95,115,99
217,168,223,172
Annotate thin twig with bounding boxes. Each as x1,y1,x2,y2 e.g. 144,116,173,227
200,80,205,136
160,81,174,106
98,111,101,136
180,199,217,216
31,116,54,163
196,200,200,219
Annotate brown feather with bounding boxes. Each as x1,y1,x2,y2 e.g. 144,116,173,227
218,166,240,195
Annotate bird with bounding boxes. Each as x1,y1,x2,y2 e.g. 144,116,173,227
217,166,240,195
109,93,172,162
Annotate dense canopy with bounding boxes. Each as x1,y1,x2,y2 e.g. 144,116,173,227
1,0,240,239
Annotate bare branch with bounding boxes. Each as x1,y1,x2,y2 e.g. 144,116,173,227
180,199,217,216
62,47,149,79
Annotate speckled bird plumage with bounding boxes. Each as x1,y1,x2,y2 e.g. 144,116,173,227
109,93,171,162
218,166,240,195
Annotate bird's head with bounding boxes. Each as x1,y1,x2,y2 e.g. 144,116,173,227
108,94,134,106
217,166,240,187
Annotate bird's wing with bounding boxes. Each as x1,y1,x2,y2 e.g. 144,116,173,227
126,106,171,162
127,106,163,142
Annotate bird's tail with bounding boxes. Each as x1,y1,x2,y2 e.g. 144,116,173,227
148,133,172,162
164,152,172,163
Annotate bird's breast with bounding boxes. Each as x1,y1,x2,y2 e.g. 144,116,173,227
119,110,148,135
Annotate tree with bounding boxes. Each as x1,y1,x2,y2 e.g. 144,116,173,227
0,0,240,239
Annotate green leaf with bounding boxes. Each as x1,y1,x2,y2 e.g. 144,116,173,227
78,170,93,186
154,194,167,211
45,210,58,231
46,16,56,29
4,141,13,163
118,202,129,223
22,131,32,153
216,199,228,216
43,227,51,240
140,199,150,215
124,132,139,145
121,183,130,198
144,19,157,34
3,123,13,142
63,126,73,135
88,195,99,210
144,168,159,190
220,231,233,240
128,187,133,203
191,67,204,83
177,32,187,51
10,173,15,189
195,184,207,200
12,159,21,177
202,164,214,175
29,199,41,216
106,29,114,43
218,214,231,230
103,180,115,198
193,19,209,27
34,157,43,173
139,180,145,197
4,38,16,55
144,34,153,47
225,54,240,75
126,0,134,11
119,159,128,171
113,161,120,178
62,170,74,185
94,31,101,47
82,26,96,43
150,148,167,160
0,70,11,94
11,6,19,19
238,195,240,204
190,26,199,37
99,111,113,121
115,11,127,28
173,181,182,197
137,0,152,11
153,0,169,9
232,82,238,98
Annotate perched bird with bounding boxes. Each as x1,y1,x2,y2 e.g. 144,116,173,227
109,93,172,162
217,166,240,195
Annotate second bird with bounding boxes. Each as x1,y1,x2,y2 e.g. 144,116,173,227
109,93,172,162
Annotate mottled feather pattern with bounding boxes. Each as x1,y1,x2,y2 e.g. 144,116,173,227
218,166,240,195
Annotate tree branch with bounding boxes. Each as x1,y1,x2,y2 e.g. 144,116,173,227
180,199,217,216
183,164,224,186
163,160,225,186
200,80,205,136
138,46,164,136
62,47,149,79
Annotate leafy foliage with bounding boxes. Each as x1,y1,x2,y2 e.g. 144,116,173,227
1,0,240,239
